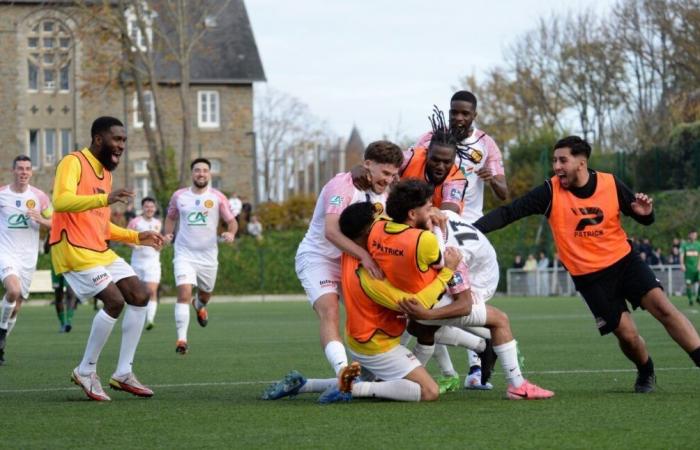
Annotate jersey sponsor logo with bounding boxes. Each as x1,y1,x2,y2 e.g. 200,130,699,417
458,145,483,164
186,211,208,226
571,207,604,237
15,200,21,207
329,195,343,206
204,199,214,208
449,188,463,200
370,240,404,257
8,214,29,229
26,199,36,209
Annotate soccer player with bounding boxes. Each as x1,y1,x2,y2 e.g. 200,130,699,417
680,230,700,306
367,179,553,400
474,135,700,393
127,197,162,329
263,202,464,403
295,141,403,378
0,155,52,365
416,92,509,389
51,116,163,401
163,158,237,355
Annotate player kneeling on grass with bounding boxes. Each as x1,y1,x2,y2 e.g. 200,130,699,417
364,180,553,400
261,204,467,403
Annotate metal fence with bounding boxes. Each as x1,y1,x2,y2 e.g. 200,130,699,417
506,265,686,297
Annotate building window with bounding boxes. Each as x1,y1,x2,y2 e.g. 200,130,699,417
27,19,72,93
133,90,156,128
60,129,72,157
211,177,222,189
44,129,57,165
28,129,40,169
134,159,148,175
134,177,151,208
125,6,154,52
28,61,38,91
198,90,219,128
210,158,221,174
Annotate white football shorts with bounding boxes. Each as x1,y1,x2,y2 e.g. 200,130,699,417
173,256,217,292
295,253,341,306
0,257,34,299
63,257,136,301
349,344,421,381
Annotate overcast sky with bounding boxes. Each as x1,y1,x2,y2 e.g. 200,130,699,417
246,0,616,143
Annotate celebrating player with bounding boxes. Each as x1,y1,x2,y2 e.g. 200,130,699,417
474,135,700,393
295,141,403,378
163,158,237,355
0,155,52,365
51,117,163,401
127,197,162,330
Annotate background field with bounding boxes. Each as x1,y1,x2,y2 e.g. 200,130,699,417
1,296,699,449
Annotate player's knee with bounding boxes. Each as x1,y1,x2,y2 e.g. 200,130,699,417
103,297,125,317
488,307,509,327
4,287,21,302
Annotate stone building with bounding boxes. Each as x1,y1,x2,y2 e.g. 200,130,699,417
0,0,265,206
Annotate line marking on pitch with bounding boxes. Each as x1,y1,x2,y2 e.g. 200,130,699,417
1,367,697,394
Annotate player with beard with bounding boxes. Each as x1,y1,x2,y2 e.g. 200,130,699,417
0,155,52,365
163,158,236,355
51,116,163,401
474,135,700,393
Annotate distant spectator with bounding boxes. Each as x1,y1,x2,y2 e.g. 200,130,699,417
241,197,252,223
649,248,663,266
524,254,537,295
512,254,524,269
639,238,653,258
669,246,681,265
672,237,681,252
247,215,263,241
537,251,550,269
228,192,242,218
640,251,648,266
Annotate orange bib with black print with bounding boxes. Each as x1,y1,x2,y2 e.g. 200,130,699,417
50,151,112,252
548,172,630,275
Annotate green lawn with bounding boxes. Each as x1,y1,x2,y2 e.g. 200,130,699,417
1,296,699,449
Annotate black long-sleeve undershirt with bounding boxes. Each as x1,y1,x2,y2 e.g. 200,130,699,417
473,170,655,234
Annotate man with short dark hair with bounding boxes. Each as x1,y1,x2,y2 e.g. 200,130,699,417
127,197,162,329
51,116,163,401
474,135,700,393
0,155,52,365
163,158,237,355
295,140,403,381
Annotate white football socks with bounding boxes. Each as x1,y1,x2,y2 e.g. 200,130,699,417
467,349,481,368
0,296,15,330
6,317,17,336
432,344,458,377
400,330,413,347
352,379,421,402
298,378,336,393
146,300,157,324
174,303,190,341
324,341,348,375
494,340,524,388
412,343,435,366
115,304,147,377
78,309,117,375
435,326,486,352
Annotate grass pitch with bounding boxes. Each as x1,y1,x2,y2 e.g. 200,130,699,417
1,296,699,449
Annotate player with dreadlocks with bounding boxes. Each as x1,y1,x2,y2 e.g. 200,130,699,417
400,106,467,213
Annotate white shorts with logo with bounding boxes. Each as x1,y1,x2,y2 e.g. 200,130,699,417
173,256,217,292
0,256,34,299
349,345,421,381
295,253,341,305
63,258,136,301
132,261,162,284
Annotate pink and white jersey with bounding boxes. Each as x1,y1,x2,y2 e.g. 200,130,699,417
296,172,387,260
416,127,505,222
167,187,234,261
127,216,162,267
0,185,51,270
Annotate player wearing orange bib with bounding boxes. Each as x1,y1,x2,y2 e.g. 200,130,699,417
51,117,163,401
475,135,700,393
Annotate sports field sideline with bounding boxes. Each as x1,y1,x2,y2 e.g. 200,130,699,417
1,296,698,449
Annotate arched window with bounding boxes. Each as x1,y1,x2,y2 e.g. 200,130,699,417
27,18,72,93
